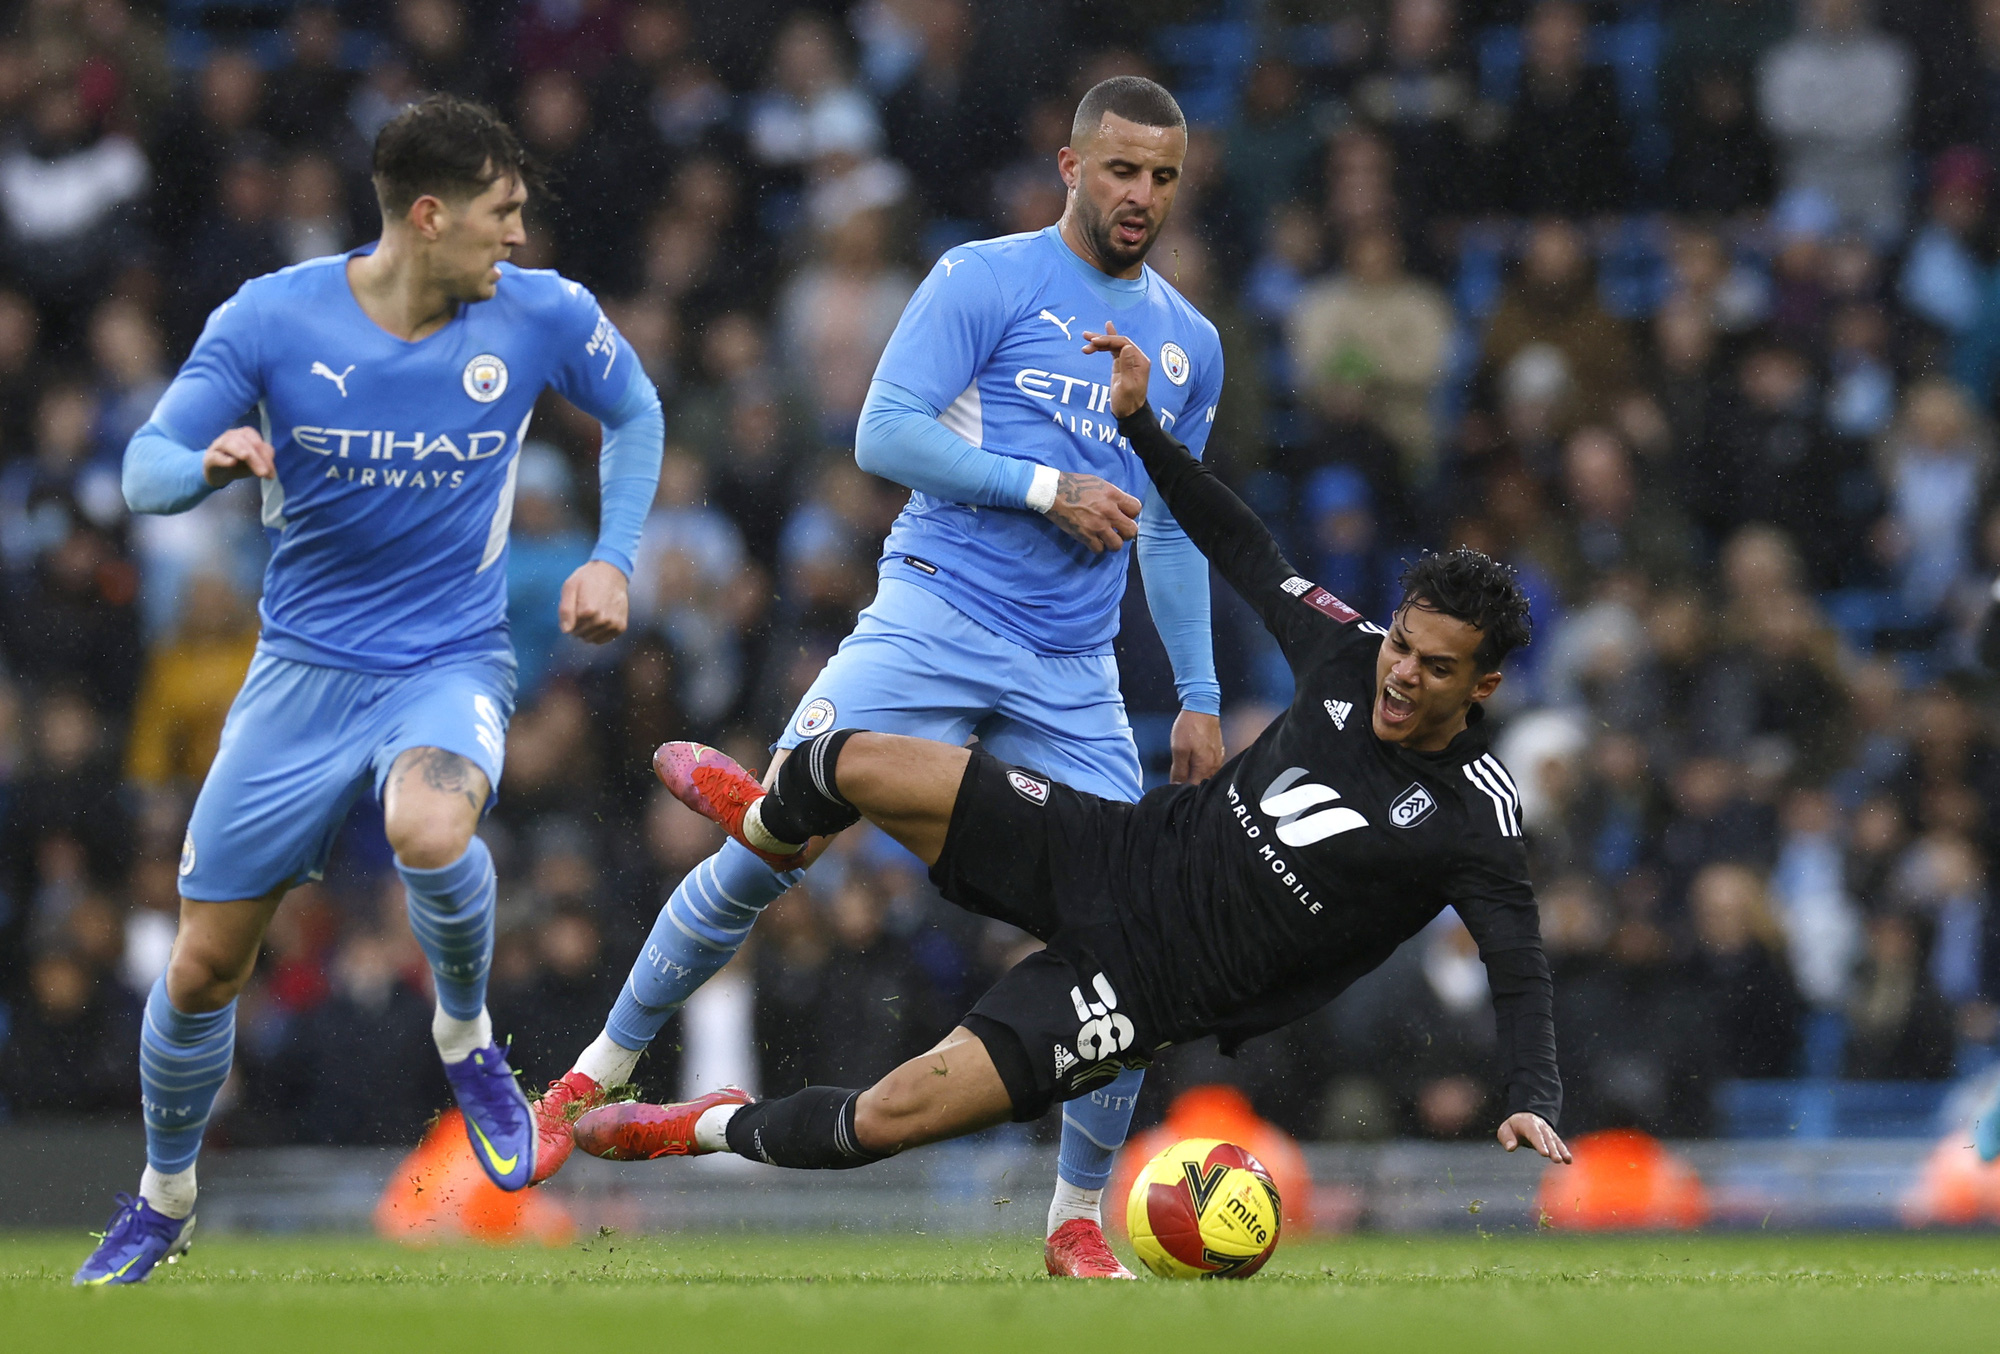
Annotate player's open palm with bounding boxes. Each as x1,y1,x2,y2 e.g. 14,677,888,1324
560,559,630,644
1081,321,1150,418
1498,1112,1571,1164
202,426,277,487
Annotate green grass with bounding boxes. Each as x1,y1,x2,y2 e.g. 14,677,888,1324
7,1230,2000,1352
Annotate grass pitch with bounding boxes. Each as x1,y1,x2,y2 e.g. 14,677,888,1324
6,1230,2000,1353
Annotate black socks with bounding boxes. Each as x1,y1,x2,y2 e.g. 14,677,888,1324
724,1085,889,1170
757,728,864,846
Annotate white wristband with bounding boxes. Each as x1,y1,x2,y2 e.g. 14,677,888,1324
1026,464,1060,514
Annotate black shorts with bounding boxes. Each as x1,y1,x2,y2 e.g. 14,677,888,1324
932,750,1158,1121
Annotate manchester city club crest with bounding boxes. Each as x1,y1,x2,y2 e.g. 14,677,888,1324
1159,341,1190,386
796,696,836,736
463,353,508,403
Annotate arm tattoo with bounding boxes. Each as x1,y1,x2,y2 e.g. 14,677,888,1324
1057,472,1087,506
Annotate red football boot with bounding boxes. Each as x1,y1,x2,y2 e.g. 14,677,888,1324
1045,1219,1138,1279
653,742,807,869
572,1087,753,1161
527,1070,605,1185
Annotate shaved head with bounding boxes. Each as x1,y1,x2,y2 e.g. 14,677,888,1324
1070,76,1185,148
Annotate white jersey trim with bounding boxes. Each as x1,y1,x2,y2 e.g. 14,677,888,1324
475,409,535,574
1462,755,1522,837
938,381,982,446
256,400,287,530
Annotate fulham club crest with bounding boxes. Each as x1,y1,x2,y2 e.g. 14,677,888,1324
463,353,509,402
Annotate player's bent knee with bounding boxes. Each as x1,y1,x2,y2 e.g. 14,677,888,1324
385,809,476,870
164,945,250,1012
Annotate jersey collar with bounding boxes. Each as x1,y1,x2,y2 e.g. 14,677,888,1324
1042,226,1150,311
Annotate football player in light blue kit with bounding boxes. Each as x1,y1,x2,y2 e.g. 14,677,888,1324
541,77,1223,1278
74,97,663,1285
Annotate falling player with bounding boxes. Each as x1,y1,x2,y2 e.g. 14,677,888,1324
73,96,662,1285
533,76,1224,1278
574,326,1569,1186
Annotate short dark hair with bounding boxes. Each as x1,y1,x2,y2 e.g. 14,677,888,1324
1071,76,1186,145
1398,548,1533,673
372,94,539,217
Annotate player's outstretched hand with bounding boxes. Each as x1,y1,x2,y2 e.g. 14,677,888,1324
1080,321,1150,419
202,426,277,487
560,559,630,644
1170,710,1223,784
1045,472,1141,553
1497,1112,1571,1164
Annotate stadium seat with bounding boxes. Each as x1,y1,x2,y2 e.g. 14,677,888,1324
1715,1080,1953,1141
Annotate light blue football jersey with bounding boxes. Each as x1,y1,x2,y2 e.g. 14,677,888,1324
872,224,1224,655
147,249,643,672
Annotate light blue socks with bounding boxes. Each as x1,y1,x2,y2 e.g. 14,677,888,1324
606,838,805,1051
397,836,497,1023
1059,1068,1146,1190
140,977,236,1177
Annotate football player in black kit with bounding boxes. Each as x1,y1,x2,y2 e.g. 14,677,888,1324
572,324,1571,1177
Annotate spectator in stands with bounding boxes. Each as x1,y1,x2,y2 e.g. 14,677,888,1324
0,946,137,1117
775,206,915,440
395,0,502,107
748,12,882,177
753,883,830,1096
264,3,359,152
1481,218,1638,429
1875,379,1990,621
1288,222,1453,484
0,78,147,320
1664,64,1778,215
1844,909,1957,1077
291,931,438,1144
879,0,999,226
1223,57,1321,252
1759,0,1913,237
276,153,350,265
802,874,941,1087
1350,0,1479,223
123,571,257,794
149,47,262,249
504,444,592,701
1900,147,1991,344
179,146,288,342
1689,862,1804,1077
1492,0,1631,216
1552,425,1697,594
1770,786,1863,1013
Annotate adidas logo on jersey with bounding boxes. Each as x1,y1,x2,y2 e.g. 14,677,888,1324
1052,1044,1078,1075
1323,699,1353,730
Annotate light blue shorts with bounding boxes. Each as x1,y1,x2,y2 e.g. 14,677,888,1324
178,649,517,901
776,576,1141,802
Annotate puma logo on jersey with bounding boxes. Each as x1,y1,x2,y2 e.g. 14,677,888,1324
1038,309,1076,339
1323,699,1353,730
311,361,354,396
939,257,964,275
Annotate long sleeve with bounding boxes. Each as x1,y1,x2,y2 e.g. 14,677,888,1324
854,379,1039,508
123,423,217,515
588,373,665,577
1136,481,1219,715
1480,945,1562,1123
1449,847,1562,1125
1117,401,1359,669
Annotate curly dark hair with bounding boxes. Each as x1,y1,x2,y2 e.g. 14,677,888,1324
372,94,543,216
1398,548,1533,673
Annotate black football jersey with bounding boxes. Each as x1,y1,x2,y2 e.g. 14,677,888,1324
1110,406,1561,1124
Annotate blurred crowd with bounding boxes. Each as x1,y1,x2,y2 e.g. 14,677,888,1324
7,0,2000,1149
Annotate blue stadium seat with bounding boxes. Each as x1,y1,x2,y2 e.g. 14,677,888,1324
1716,1079,1952,1140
